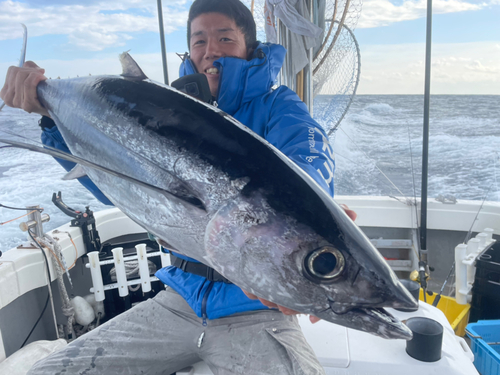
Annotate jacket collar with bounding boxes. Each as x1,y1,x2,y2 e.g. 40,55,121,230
179,43,286,115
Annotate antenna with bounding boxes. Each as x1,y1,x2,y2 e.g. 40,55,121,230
156,0,170,85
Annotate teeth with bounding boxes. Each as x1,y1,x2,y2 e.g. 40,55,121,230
206,68,219,74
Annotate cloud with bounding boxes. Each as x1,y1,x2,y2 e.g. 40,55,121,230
359,0,483,28
465,60,499,74
357,41,500,94
0,0,190,51
0,51,182,82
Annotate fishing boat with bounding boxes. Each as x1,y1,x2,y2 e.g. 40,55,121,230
0,0,498,374
1,201,496,374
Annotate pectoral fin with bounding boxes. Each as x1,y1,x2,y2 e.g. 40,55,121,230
62,164,87,180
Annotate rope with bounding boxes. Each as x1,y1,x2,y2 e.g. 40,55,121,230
314,0,338,61
43,233,73,287
0,203,43,211
36,233,76,340
40,243,65,272
313,0,351,75
20,231,53,348
0,209,38,225
109,259,157,282
54,230,79,270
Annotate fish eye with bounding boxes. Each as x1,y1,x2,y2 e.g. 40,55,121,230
303,246,345,282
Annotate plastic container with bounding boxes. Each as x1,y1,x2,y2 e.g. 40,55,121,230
466,320,500,375
474,241,500,299
470,242,500,323
475,241,500,274
473,277,500,299
419,289,471,336
470,291,500,323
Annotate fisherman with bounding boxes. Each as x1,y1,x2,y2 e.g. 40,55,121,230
1,0,356,373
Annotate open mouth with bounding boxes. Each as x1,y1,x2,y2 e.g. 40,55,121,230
351,307,412,340
205,67,219,75
321,300,413,340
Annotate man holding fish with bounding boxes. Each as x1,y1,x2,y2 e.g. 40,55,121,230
1,0,362,374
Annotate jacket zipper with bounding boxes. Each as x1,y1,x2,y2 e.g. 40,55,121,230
201,281,214,326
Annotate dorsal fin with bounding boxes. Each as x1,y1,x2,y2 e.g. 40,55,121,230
119,51,148,81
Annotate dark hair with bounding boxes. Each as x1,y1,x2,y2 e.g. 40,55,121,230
187,0,257,52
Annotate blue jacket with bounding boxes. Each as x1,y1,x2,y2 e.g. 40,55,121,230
41,126,113,205
156,43,336,322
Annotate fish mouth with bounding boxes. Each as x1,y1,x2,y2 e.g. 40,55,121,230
318,302,413,340
357,307,412,340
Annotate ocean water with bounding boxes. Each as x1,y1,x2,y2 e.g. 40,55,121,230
321,95,500,200
0,95,499,253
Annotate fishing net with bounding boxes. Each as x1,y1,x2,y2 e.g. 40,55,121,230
313,20,361,135
243,0,362,134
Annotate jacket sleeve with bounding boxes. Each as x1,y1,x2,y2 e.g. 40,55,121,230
40,117,113,206
265,88,335,197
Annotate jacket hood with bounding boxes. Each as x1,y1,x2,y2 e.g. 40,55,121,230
179,43,286,115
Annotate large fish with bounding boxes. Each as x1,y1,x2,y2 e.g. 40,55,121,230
1,53,417,339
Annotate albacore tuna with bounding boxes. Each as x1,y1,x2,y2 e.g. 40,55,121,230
1,53,417,339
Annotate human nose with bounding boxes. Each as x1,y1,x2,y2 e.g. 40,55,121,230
204,38,222,60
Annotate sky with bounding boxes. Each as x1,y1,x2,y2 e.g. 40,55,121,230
0,0,499,95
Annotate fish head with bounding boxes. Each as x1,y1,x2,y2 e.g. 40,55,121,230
206,192,417,340
284,200,417,340
288,238,417,340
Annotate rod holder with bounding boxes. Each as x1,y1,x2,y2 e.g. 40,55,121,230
483,228,494,243
136,244,152,293
476,232,488,248
112,247,129,297
455,243,468,305
87,251,105,302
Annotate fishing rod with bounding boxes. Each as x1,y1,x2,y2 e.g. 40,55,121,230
464,185,493,244
406,120,429,302
433,175,497,306
418,0,434,298
432,263,454,307
0,23,27,111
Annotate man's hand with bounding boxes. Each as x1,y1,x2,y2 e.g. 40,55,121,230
0,61,50,117
340,203,357,221
242,290,321,324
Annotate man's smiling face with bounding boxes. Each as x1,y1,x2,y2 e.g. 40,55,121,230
190,12,249,97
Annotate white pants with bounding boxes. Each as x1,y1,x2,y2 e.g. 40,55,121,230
28,287,325,375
